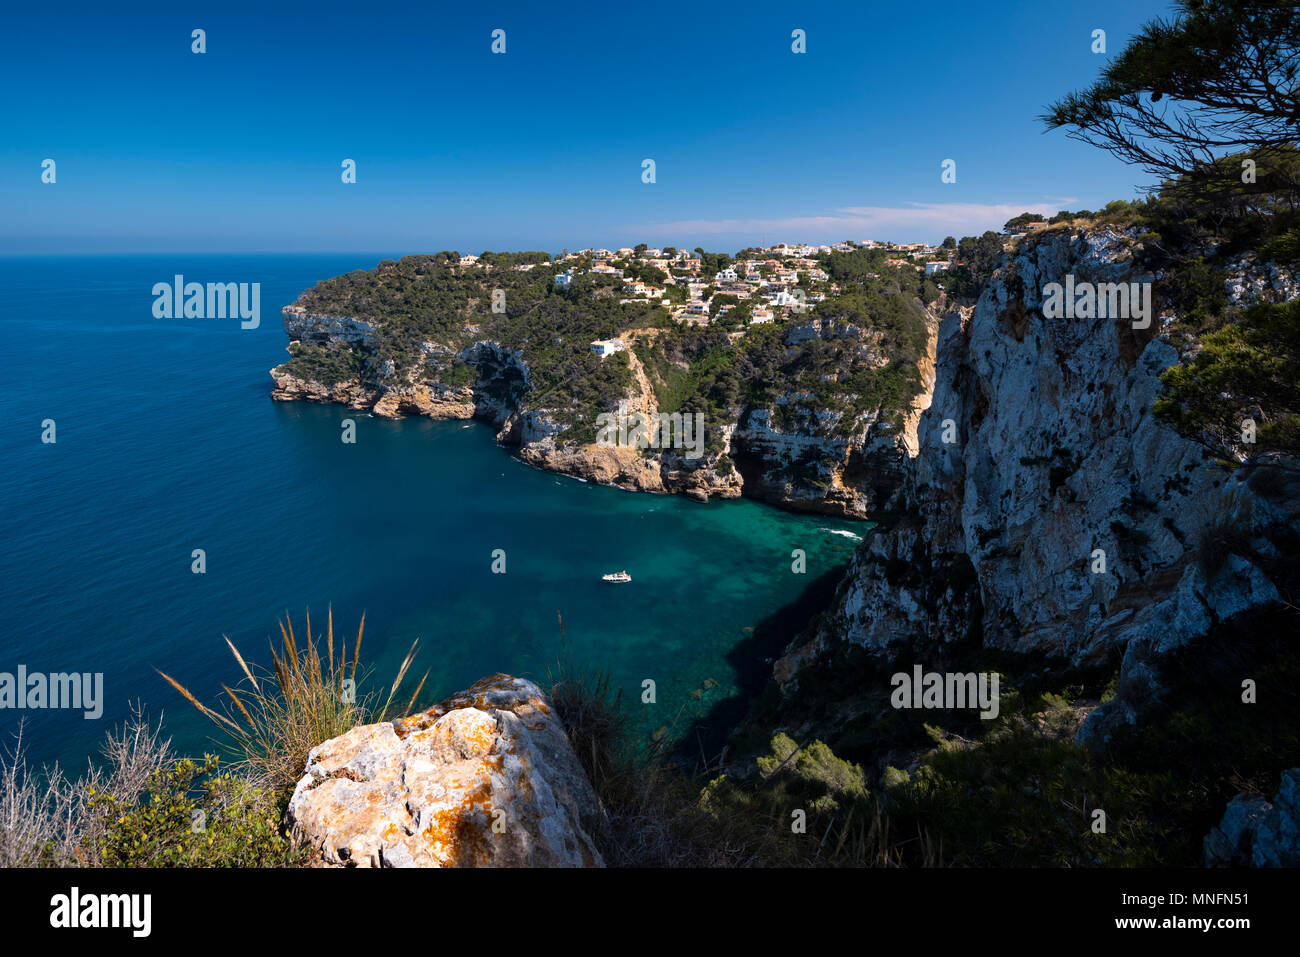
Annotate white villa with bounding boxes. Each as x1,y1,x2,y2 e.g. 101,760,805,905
628,280,663,297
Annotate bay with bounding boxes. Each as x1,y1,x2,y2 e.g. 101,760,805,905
0,254,861,773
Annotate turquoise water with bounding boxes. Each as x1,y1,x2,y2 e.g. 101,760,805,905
0,255,861,772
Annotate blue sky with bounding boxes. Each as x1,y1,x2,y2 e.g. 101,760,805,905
0,0,1175,254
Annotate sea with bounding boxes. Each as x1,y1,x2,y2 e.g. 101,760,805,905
0,254,863,775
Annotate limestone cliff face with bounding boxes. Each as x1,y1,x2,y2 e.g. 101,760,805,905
270,369,477,419
498,340,746,502
730,317,940,517
776,227,1298,741
271,301,942,515
283,305,380,347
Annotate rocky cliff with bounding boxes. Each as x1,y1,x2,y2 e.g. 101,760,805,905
774,227,1299,742
271,296,942,517
1204,769,1300,867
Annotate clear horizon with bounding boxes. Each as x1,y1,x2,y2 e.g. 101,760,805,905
2,0,1171,254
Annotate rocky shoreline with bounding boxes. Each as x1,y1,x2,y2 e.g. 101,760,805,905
270,306,942,516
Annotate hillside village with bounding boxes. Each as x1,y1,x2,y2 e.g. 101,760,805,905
452,239,957,354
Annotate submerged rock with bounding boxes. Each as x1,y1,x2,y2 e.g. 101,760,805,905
287,674,604,868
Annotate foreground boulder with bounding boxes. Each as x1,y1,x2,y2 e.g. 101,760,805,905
287,674,604,867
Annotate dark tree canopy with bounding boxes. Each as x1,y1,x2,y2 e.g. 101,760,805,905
1003,212,1046,231
1042,0,1300,193
1154,298,1300,464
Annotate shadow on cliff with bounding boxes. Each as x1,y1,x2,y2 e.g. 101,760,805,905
669,564,849,774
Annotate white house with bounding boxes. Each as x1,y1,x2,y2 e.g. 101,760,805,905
555,271,574,287
715,267,738,283
590,339,626,358
925,261,952,275
628,280,664,298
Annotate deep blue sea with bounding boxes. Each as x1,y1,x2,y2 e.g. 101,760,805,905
0,255,862,774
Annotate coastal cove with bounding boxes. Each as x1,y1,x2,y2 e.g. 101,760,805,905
0,255,863,773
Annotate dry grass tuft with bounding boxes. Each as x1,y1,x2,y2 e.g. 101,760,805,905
159,607,426,793
0,705,174,867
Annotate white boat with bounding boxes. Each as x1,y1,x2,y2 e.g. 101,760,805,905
602,571,632,583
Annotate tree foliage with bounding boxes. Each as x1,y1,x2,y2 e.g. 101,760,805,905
1042,0,1300,196
1154,298,1300,465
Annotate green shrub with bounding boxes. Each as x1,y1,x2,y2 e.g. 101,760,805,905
1260,228,1300,265
1155,299,1300,464
439,361,476,387
280,343,364,385
88,756,300,867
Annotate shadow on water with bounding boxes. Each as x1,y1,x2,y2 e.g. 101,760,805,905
671,563,850,773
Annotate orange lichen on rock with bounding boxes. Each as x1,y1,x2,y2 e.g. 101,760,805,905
287,674,603,868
